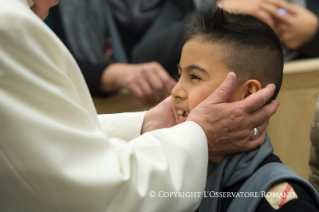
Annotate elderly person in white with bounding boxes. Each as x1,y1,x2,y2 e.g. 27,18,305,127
0,0,279,211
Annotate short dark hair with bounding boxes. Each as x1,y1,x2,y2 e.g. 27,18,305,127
185,8,283,102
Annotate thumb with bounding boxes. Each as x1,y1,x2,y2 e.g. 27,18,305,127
209,72,237,104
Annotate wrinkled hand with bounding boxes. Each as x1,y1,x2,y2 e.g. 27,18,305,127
217,0,294,29
187,72,279,160
100,62,176,105
141,96,176,134
270,3,319,49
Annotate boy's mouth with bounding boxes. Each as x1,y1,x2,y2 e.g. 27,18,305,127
174,105,189,124
177,109,189,120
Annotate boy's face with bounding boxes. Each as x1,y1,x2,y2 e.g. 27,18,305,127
171,39,242,124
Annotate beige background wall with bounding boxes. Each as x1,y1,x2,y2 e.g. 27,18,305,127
267,59,319,180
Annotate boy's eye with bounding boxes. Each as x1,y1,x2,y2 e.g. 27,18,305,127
173,73,181,81
190,74,201,80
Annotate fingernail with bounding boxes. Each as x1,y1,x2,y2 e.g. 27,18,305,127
272,84,276,90
226,72,234,82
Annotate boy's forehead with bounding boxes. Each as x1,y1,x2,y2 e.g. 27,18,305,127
180,39,228,67
179,39,232,78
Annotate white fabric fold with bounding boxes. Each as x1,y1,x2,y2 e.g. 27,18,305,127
98,112,146,142
26,0,34,7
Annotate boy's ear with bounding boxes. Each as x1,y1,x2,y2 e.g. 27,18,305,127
242,80,262,99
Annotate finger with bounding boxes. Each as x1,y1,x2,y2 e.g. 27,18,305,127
143,66,166,102
251,120,269,140
256,119,269,136
273,23,288,38
240,131,266,152
261,2,293,26
280,32,294,48
257,11,275,29
163,76,177,97
207,72,237,104
152,65,175,101
161,95,172,106
265,0,297,15
128,82,149,105
152,63,176,97
248,99,279,128
136,75,157,105
240,84,276,113
216,0,243,14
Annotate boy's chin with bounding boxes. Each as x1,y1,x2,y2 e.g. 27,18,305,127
175,116,187,125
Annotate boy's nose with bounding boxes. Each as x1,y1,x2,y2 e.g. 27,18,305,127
171,82,187,100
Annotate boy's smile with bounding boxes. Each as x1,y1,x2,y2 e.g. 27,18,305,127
171,39,239,124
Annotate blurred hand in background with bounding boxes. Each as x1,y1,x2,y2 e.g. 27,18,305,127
100,62,176,106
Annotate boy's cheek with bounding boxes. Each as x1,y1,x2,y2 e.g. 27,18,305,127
189,92,211,111
189,83,223,111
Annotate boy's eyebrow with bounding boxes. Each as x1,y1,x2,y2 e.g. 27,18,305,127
177,64,208,74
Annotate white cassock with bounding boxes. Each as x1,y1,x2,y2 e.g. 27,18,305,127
0,0,208,211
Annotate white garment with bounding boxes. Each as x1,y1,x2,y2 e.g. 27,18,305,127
0,0,208,211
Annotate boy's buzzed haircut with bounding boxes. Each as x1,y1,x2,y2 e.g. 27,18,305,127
185,8,283,102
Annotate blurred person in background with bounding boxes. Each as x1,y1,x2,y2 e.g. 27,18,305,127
132,0,195,76
47,0,319,105
133,0,319,74
46,0,176,106
217,0,319,61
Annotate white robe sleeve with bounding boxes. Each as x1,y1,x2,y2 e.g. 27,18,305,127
0,1,208,212
98,112,146,141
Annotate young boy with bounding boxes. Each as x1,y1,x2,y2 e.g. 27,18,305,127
171,8,319,212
